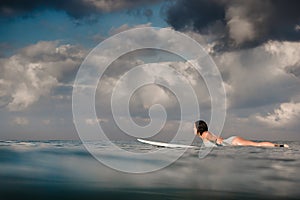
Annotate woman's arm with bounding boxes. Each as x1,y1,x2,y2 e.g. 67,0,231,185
203,131,223,144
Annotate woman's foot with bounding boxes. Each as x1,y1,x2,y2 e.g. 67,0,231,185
275,144,289,148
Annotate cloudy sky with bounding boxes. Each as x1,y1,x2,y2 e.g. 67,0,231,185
0,0,299,141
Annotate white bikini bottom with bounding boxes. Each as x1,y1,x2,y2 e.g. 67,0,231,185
202,136,237,147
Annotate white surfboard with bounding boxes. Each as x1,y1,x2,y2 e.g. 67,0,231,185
137,138,198,148
137,138,289,148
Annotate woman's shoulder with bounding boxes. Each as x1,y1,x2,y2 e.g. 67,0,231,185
201,131,210,138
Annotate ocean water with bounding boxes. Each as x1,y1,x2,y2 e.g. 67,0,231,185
0,140,299,200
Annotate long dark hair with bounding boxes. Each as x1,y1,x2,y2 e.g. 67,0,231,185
195,120,208,136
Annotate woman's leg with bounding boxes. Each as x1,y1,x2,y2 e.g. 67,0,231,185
231,136,275,147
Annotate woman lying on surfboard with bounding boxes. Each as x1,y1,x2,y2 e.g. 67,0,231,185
194,120,289,147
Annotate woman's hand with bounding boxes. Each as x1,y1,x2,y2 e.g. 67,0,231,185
216,137,223,145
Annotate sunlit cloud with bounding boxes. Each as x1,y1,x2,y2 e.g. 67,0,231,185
12,117,29,125
0,41,86,111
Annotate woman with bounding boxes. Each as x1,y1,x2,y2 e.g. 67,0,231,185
194,120,289,147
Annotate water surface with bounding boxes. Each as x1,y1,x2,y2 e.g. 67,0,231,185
0,140,299,199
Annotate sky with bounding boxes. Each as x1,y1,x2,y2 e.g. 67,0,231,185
0,0,300,141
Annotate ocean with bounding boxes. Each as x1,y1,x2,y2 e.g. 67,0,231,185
0,140,299,200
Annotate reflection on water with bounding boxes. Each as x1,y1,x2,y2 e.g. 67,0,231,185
0,140,299,199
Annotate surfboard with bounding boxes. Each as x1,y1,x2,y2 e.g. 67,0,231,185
137,138,198,148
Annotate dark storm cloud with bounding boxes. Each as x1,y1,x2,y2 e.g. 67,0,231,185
0,0,160,19
165,0,225,31
165,0,300,50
